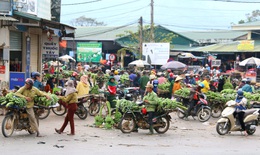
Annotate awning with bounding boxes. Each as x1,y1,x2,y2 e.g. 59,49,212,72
0,16,18,21
13,11,41,21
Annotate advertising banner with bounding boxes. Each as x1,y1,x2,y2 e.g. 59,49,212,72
0,65,5,74
42,35,59,59
26,37,30,79
237,40,254,51
9,72,26,90
142,43,170,65
18,0,38,15
77,42,102,63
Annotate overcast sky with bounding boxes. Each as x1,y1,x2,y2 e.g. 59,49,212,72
60,0,260,31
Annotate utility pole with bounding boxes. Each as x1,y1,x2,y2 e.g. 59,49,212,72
139,16,143,60
150,0,154,42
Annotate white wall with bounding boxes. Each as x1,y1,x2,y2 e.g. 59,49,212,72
37,0,51,20
0,27,10,87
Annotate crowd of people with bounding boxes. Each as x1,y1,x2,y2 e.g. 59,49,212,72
2,61,259,136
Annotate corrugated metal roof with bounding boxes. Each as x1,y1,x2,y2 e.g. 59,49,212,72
178,30,247,43
71,26,139,41
233,21,260,27
0,16,18,21
191,40,260,52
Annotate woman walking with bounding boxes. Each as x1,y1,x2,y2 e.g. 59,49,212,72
55,80,78,135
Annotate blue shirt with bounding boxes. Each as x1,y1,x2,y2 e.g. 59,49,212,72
129,73,137,81
33,80,43,90
242,84,252,93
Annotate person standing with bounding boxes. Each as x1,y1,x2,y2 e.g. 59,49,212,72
201,75,210,93
172,76,183,95
143,83,158,135
106,76,117,108
129,71,137,87
15,78,50,137
55,80,78,135
158,74,167,84
31,72,43,90
76,75,90,96
139,71,149,99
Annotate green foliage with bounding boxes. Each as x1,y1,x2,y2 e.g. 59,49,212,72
34,92,59,107
1,92,27,108
158,82,170,90
174,88,190,98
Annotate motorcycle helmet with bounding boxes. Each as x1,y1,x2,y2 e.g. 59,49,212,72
31,72,41,79
237,89,243,97
25,78,34,86
114,70,118,75
198,82,204,88
167,69,171,73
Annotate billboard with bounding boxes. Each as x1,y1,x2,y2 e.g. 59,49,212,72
15,0,38,15
237,40,254,51
9,72,25,90
77,42,102,63
142,43,170,65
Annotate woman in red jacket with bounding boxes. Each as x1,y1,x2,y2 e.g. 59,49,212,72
106,76,117,108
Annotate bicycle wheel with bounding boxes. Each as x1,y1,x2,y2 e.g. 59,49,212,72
89,101,101,116
52,104,67,116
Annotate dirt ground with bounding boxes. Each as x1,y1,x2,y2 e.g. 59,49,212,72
0,111,260,155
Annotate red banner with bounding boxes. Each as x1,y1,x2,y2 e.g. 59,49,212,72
0,65,5,74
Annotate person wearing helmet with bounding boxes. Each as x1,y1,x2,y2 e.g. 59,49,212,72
15,78,51,137
241,79,253,93
234,89,248,136
185,83,204,120
31,72,43,90
114,70,120,83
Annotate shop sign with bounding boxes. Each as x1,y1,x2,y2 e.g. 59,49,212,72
26,36,30,79
15,0,38,15
77,42,102,63
237,40,254,51
9,72,25,90
42,35,59,59
211,60,221,67
0,65,5,74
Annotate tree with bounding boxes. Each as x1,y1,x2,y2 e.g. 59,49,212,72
238,9,260,24
70,16,106,26
116,25,176,60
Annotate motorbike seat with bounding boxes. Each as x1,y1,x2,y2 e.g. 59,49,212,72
243,109,258,118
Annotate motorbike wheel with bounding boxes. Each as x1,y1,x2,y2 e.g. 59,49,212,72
2,114,15,137
52,105,67,116
177,110,186,119
28,117,39,134
211,104,223,118
36,108,50,120
76,105,88,120
89,102,101,116
246,126,256,135
216,122,230,135
119,114,136,133
197,108,211,122
154,116,170,134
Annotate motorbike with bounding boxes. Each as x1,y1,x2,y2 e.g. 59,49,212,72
53,88,88,120
177,94,212,122
2,105,40,137
216,100,260,135
119,101,171,134
116,83,141,102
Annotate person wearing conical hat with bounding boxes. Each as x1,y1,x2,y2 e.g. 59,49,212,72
172,76,183,95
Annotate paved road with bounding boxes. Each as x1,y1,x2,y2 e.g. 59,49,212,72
0,111,260,155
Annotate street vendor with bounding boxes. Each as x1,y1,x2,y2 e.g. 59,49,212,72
76,75,90,96
201,75,210,93
106,76,117,108
143,83,158,135
172,76,183,95
15,78,50,137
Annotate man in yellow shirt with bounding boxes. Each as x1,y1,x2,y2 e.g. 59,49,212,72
201,75,210,93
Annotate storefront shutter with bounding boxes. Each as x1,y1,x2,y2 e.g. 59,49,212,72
10,31,22,51
30,34,39,72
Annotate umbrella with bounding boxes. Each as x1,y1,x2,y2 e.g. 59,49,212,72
128,60,150,67
161,61,186,70
48,61,63,67
239,57,260,66
59,54,76,62
178,53,195,58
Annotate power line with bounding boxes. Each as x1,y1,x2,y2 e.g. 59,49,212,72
62,0,141,16
62,0,102,6
76,21,138,38
155,4,256,12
